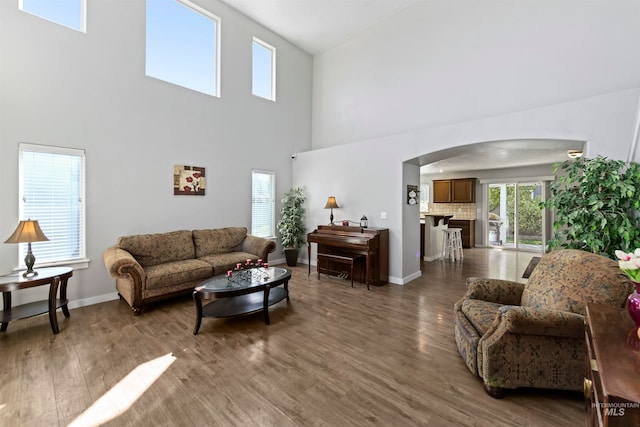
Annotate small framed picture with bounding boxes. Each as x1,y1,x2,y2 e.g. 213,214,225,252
174,165,206,196
407,185,418,205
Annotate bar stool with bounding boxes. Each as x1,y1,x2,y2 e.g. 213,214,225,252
442,228,463,261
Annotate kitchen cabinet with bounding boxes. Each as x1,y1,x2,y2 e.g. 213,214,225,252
452,179,475,202
448,219,475,248
433,178,476,203
433,180,452,203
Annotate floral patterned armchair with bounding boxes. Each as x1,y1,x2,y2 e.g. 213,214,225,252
454,249,633,397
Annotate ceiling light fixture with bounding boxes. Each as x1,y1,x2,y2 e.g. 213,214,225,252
567,150,584,159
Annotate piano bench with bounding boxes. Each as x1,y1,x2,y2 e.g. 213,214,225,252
317,253,367,289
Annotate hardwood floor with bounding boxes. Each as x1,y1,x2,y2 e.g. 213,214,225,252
0,249,583,426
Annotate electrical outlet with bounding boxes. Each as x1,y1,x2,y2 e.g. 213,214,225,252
380,212,388,219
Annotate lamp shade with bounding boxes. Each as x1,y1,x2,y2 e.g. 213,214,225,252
4,219,49,244
324,196,339,209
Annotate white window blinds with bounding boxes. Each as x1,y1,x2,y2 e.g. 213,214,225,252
19,143,86,266
251,170,275,238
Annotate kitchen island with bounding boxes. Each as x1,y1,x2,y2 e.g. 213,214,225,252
421,214,453,261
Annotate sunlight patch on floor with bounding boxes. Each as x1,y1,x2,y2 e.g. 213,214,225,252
68,353,177,427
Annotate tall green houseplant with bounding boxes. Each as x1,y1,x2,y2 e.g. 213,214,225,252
277,187,306,266
542,156,640,258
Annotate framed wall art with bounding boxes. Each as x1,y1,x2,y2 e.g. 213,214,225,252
174,165,206,196
407,185,418,205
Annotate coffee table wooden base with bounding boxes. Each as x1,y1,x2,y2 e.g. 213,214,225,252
193,286,288,334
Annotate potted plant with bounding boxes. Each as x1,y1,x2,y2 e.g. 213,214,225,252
541,156,640,258
277,187,307,266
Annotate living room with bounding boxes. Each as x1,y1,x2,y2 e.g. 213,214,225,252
1,0,640,425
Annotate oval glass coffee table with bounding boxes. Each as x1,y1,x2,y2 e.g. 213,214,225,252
192,267,291,334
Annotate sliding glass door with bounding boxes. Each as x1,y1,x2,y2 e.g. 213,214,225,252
488,181,544,252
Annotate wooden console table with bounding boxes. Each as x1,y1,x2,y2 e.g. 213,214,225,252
585,303,640,427
0,267,73,334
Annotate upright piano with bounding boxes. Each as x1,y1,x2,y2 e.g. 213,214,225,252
307,225,389,286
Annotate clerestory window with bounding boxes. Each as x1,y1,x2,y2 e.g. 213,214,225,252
146,0,220,96
19,0,86,32
252,37,276,101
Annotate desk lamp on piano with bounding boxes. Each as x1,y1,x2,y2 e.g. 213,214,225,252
324,196,339,225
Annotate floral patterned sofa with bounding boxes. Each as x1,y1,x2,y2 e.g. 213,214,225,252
103,227,275,314
454,249,634,397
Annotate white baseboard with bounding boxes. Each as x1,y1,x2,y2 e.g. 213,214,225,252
269,256,287,265
68,292,119,310
395,270,421,285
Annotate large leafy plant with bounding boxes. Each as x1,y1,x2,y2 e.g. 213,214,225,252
542,156,640,259
277,187,307,250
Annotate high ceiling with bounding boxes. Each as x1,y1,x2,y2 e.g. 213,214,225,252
220,0,419,55
219,1,586,173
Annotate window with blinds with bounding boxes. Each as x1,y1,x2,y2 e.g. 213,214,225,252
19,143,86,266
251,170,275,239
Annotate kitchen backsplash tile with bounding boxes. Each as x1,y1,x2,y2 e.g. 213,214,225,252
423,203,477,220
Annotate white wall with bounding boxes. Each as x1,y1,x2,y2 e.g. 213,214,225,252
297,89,640,283
402,162,421,281
312,0,640,149
0,0,312,307
299,0,640,284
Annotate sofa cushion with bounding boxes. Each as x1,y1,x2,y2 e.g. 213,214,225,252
145,259,212,290
193,227,247,258
199,252,262,276
117,230,195,268
521,249,633,316
460,299,503,335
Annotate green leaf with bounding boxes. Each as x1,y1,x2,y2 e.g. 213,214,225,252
543,156,640,259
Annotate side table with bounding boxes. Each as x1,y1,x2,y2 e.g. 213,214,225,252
0,266,73,334
584,303,640,427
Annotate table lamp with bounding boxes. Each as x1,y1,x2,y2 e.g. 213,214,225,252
324,196,340,225
4,219,49,277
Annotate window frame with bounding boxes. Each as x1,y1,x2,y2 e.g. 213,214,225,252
18,143,88,270
420,184,430,212
19,0,87,33
145,0,221,97
252,37,276,101
251,170,276,239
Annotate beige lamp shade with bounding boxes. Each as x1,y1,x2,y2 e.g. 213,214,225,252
324,196,339,209
324,196,339,225
4,219,49,278
4,219,49,243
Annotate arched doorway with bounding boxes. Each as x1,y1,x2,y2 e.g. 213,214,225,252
412,138,585,258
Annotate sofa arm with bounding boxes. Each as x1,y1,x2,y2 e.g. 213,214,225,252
103,246,145,280
465,277,525,305
241,235,276,261
496,306,585,338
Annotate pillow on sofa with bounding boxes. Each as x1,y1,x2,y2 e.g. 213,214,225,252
193,227,247,258
117,230,195,268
